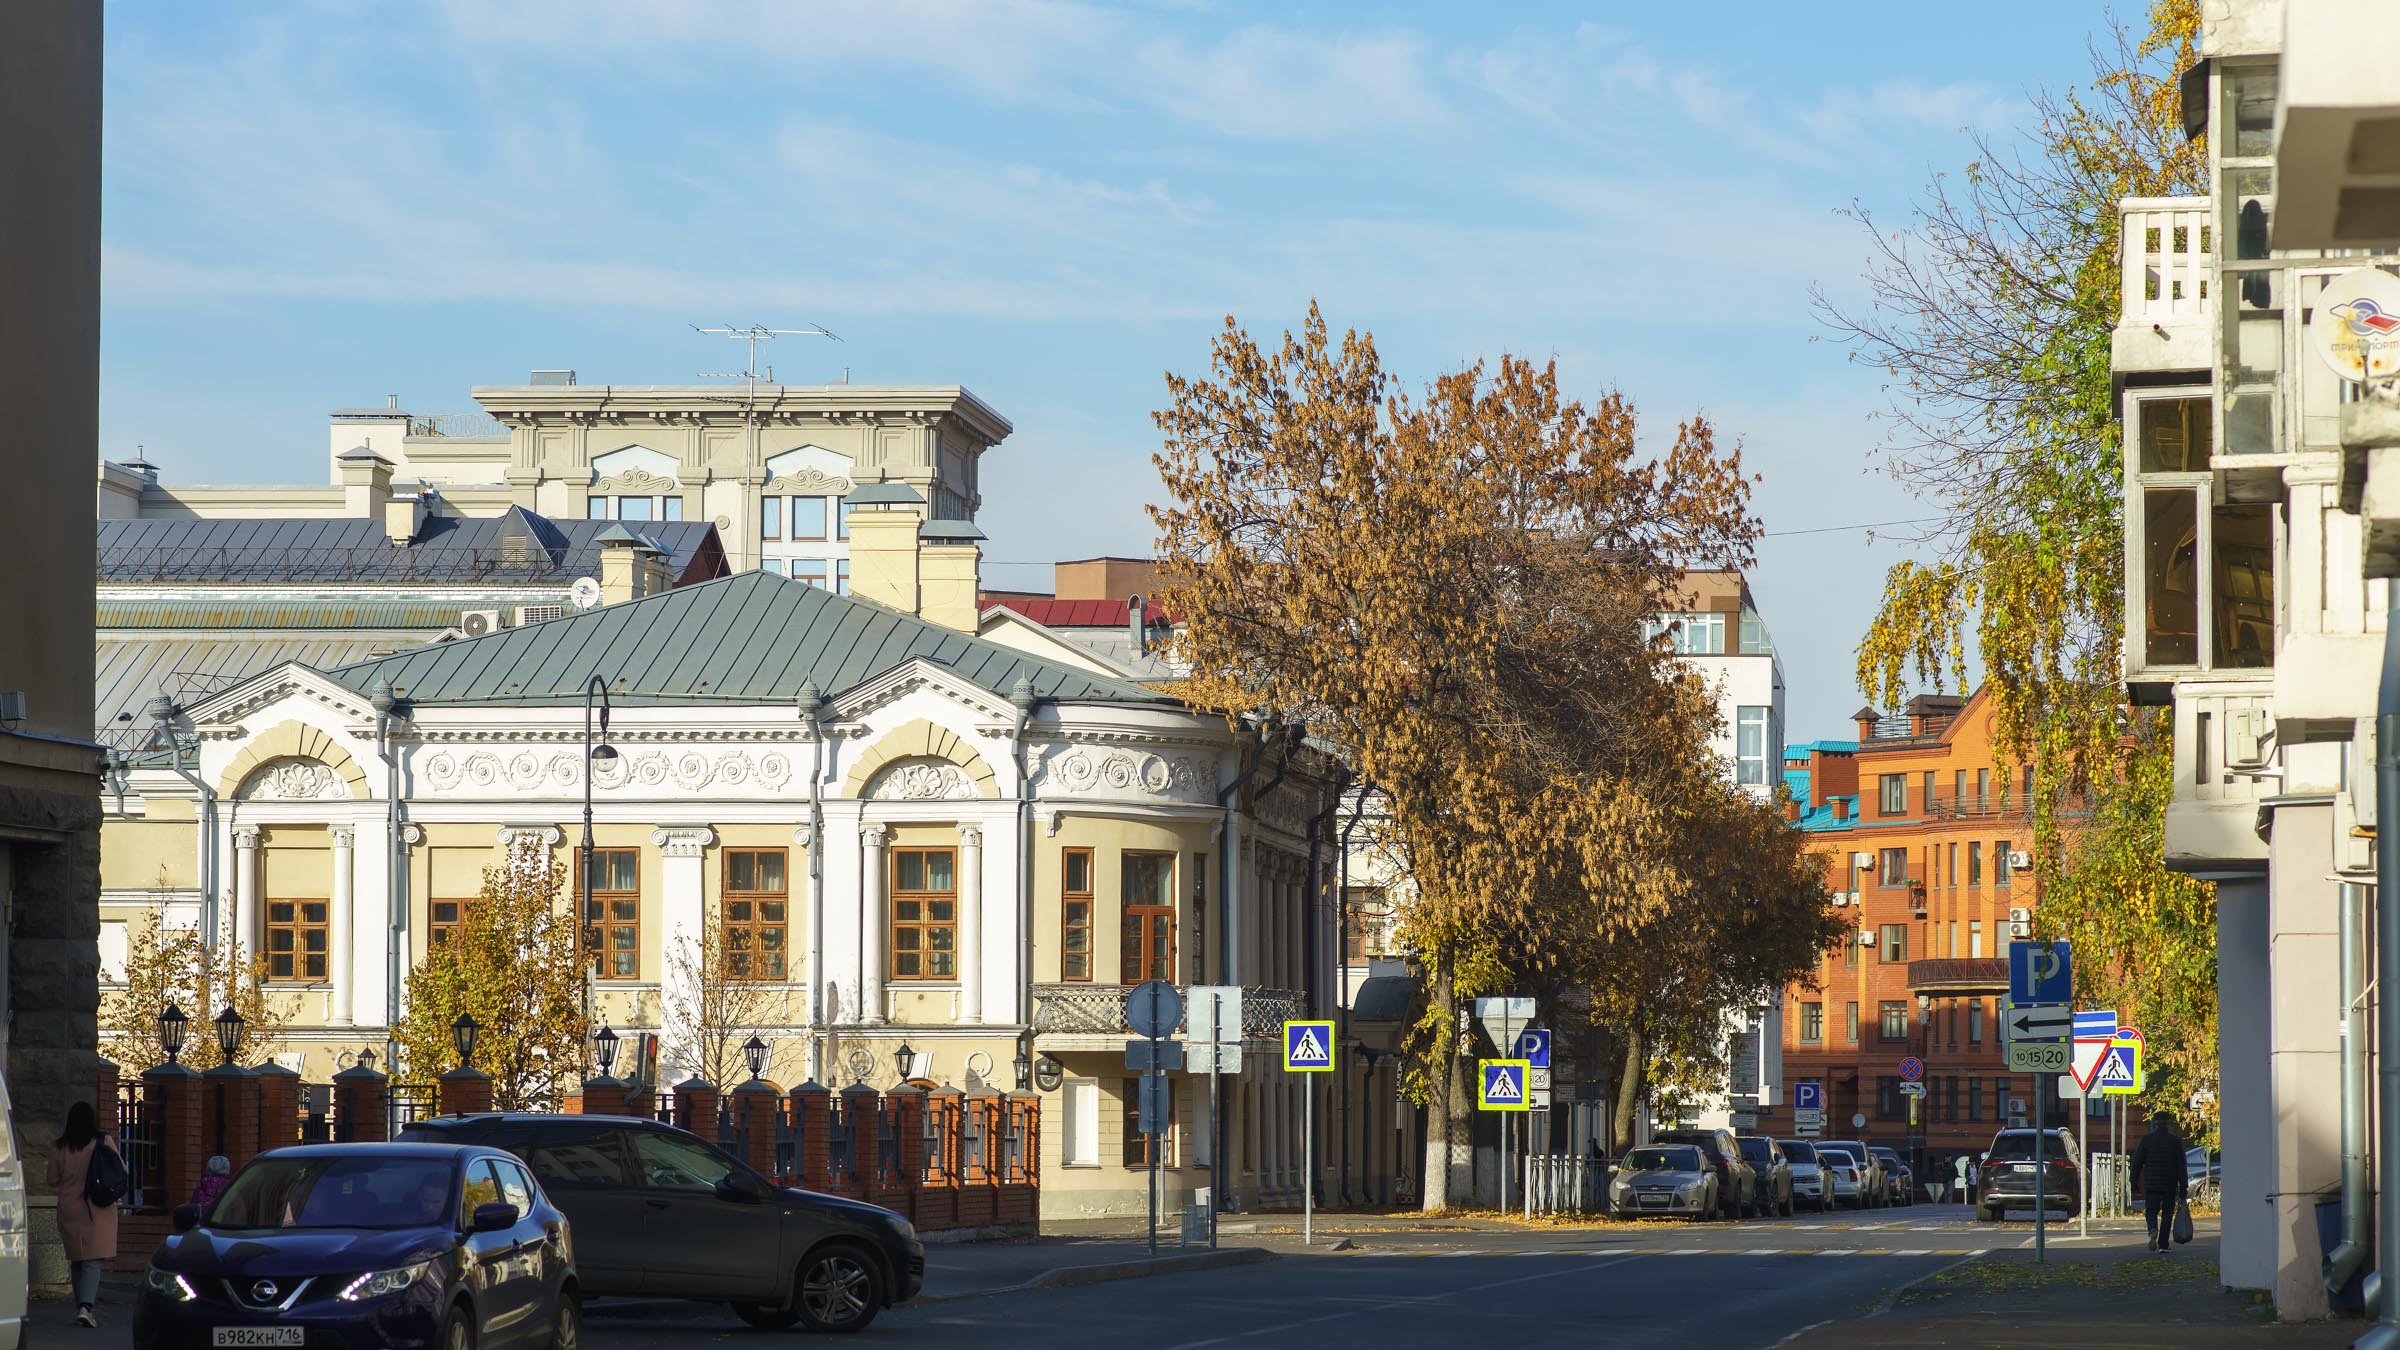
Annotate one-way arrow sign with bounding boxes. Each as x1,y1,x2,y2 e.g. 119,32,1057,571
2004,1002,2072,1044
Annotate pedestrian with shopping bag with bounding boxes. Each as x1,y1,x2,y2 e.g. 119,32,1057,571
2126,1112,2189,1252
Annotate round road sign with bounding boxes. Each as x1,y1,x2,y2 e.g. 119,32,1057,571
1899,1056,1925,1082
1127,979,1184,1038
1851,1113,1868,1129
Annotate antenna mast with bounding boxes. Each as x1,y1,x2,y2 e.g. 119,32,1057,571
692,324,843,571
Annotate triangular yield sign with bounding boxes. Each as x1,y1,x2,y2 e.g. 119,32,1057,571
2071,1038,2111,1090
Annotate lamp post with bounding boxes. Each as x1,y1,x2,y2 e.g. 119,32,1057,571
158,1003,189,1066
452,1013,480,1071
892,1043,915,1086
581,675,617,1023
743,1035,770,1082
1011,1047,1032,1093
214,1005,245,1068
592,1024,620,1079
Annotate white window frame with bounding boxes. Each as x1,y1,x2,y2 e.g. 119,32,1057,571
1062,1078,1099,1167
1735,706,1770,785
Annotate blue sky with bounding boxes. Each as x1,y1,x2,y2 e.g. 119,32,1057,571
99,1,2103,736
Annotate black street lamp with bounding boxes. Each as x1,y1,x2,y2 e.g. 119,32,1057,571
452,1013,480,1070
892,1043,915,1085
213,1005,244,1067
593,1024,620,1078
743,1035,770,1081
158,1003,189,1066
581,674,616,1016
1011,1048,1032,1092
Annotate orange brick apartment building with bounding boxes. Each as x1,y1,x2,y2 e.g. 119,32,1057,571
1760,689,2096,1172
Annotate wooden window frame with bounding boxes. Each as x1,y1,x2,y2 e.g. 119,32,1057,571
430,898,471,951
1120,851,1177,985
890,847,959,982
723,848,789,981
1060,848,1094,982
584,848,641,982
1342,886,1390,963
266,897,329,983
1798,1001,1822,1044
1878,1000,1909,1040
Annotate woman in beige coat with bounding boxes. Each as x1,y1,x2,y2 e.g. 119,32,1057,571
47,1100,117,1328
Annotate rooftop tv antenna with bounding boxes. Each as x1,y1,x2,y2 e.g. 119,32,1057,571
692,323,844,571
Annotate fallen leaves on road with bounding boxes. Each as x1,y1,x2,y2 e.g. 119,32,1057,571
1901,1254,2218,1307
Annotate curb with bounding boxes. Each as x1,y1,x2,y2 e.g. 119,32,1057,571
911,1246,1279,1306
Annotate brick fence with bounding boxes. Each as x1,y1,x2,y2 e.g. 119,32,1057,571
101,1060,1040,1270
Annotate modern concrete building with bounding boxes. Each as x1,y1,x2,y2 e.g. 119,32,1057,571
3,0,106,1296
100,374,1012,582
2111,0,2400,1315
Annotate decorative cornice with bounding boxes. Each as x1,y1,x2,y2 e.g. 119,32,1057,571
328,826,355,849
421,747,796,795
958,824,983,847
232,826,262,847
762,469,855,496
590,466,681,494
1033,745,1216,806
496,824,564,848
861,823,889,848
651,826,717,858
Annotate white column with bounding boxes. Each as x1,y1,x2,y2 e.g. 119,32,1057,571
860,824,887,1025
957,824,983,1025
654,827,715,1066
232,827,262,952
329,826,355,1024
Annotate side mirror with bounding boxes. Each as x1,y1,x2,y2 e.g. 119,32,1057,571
171,1204,202,1234
471,1202,520,1233
714,1171,771,1204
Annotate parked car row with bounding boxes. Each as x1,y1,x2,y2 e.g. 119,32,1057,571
1608,1129,1934,1222
130,1112,925,1349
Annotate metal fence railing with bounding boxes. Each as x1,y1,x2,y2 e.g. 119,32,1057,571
390,1082,439,1128
115,1083,164,1213
1525,1153,1610,1215
2086,1153,2132,1217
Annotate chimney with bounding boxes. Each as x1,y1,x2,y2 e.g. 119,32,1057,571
917,517,985,633
339,446,395,519
1833,798,1850,823
382,480,427,545
596,524,659,604
846,479,927,614
1783,797,1802,823
1852,706,1880,743
1127,594,1146,654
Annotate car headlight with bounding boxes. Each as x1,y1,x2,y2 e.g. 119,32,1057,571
1679,1181,1704,1199
145,1265,198,1303
338,1262,429,1302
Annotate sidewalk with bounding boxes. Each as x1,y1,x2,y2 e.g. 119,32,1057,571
915,1235,1274,1302
1784,1217,2359,1350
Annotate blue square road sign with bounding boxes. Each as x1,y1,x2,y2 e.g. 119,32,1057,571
2009,940,2072,1004
1514,1029,1551,1069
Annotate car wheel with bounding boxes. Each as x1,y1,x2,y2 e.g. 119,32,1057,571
734,1302,801,1331
795,1243,883,1334
547,1291,581,1350
441,1304,476,1350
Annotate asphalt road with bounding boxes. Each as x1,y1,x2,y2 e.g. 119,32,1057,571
51,1203,2074,1348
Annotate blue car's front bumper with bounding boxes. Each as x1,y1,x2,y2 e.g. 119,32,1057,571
133,1282,445,1350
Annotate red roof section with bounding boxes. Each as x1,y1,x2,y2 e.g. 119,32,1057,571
984,596,1175,628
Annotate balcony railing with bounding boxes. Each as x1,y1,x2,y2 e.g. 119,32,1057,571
1031,983,1307,1039
2115,197,2212,372
1907,957,2008,992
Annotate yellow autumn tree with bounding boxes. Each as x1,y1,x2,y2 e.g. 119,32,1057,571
1153,305,1842,1200
101,916,286,1074
395,838,589,1108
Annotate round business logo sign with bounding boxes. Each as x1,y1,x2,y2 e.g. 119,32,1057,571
2309,267,2400,384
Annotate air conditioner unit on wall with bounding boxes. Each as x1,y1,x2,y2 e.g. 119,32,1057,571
1828,894,1846,907
2007,850,2033,870
1858,929,1877,946
459,609,506,637
516,604,566,626
1852,852,1875,869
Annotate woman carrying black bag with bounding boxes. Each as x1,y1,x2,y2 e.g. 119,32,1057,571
46,1101,120,1327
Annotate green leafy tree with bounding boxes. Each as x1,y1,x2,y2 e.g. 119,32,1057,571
395,838,589,1108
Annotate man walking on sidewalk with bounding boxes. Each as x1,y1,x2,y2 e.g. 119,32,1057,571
2127,1113,2188,1252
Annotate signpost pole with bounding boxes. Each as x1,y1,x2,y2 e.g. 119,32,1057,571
1303,1076,1314,1245
2078,1079,2089,1238
1148,1055,1160,1259
1208,1067,1221,1249
2033,1081,2046,1263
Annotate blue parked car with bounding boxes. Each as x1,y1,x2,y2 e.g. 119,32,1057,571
134,1143,578,1350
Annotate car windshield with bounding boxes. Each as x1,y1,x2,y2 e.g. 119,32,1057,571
1738,1139,1775,1164
1779,1141,1818,1163
1987,1133,2071,1161
1625,1146,1700,1172
211,1155,457,1230
1818,1143,1861,1162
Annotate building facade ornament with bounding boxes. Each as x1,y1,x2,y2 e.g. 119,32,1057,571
236,757,346,801
590,466,679,495
957,824,983,847
399,823,425,849
762,468,855,496
424,747,796,795
327,825,355,848
496,824,565,848
865,758,976,802
1033,746,1215,804
232,826,262,848
650,826,716,858
861,823,888,848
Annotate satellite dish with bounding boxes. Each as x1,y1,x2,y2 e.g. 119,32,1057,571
570,577,603,609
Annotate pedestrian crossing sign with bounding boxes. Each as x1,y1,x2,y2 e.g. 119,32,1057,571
1479,1059,1531,1112
1283,1020,1335,1073
2096,1036,2144,1096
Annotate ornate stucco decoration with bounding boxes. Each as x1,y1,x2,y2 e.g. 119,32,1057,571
762,468,855,496
590,466,679,495
1034,746,1216,805
236,757,348,801
865,758,977,802
651,826,717,858
421,747,795,794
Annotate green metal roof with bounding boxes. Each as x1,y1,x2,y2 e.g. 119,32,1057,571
327,570,1177,708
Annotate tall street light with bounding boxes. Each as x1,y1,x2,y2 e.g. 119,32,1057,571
582,675,617,1025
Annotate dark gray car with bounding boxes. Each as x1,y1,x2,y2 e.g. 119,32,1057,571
1737,1136,1795,1218
1976,1128,2081,1221
401,1112,924,1333
1652,1128,1758,1221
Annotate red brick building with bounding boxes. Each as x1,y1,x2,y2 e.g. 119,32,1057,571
1761,689,2101,1181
